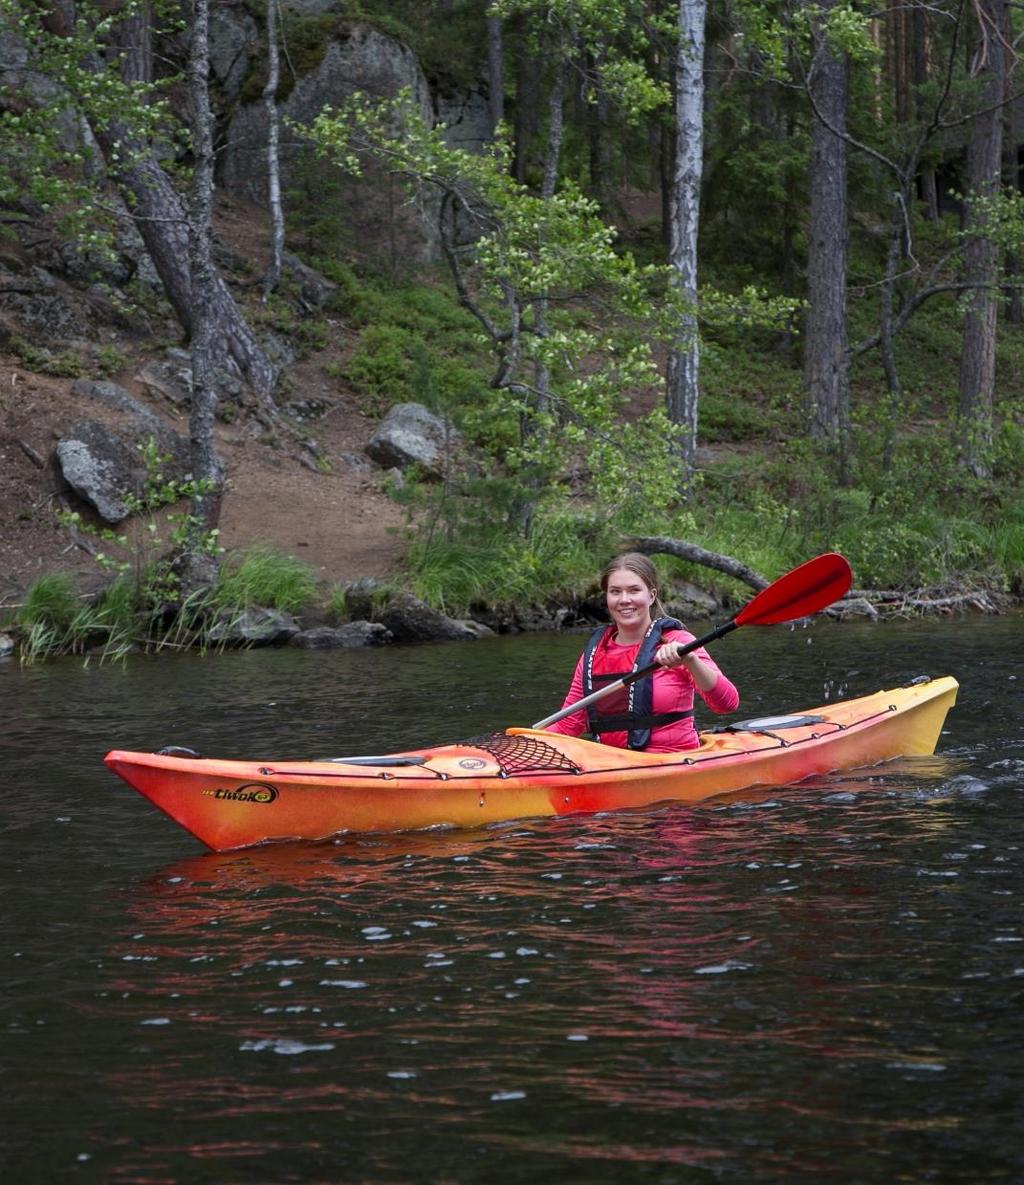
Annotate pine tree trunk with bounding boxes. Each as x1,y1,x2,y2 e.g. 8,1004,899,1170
1002,63,1022,324
588,57,611,215
803,1,850,476
913,2,939,220
486,11,504,133
891,0,912,122
117,1,152,85
44,0,278,409
512,17,539,185
958,0,1006,478
665,0,706,486
185,0,223,573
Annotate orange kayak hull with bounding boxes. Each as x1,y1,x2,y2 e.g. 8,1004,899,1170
104,676,958,852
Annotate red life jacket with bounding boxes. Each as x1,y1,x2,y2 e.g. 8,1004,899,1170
582,618,694,750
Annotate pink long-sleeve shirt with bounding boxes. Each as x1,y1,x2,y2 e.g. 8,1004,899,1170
545,627,739,752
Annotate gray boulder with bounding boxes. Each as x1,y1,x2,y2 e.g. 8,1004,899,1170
436,89,494,153
378,591,478,642
71,380,190,468
56,421,150,523
365,402,460,477
209,608,301,647
55,380,193,522
282,252,339,311
136,349,244,409
209,5,258,103
665,581,721,622
291,622,393,649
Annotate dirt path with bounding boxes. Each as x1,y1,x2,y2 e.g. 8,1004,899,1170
0,352,406,605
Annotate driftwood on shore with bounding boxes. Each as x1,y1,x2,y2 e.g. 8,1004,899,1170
627,535,1015,619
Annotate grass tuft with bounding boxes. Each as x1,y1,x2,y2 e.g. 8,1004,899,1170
214,546,318,613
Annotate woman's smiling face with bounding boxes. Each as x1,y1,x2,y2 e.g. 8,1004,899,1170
605,567,656,634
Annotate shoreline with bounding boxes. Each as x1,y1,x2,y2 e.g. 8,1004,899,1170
2,568,1019,664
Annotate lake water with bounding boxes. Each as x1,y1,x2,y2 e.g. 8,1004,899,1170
2,616,1022,1183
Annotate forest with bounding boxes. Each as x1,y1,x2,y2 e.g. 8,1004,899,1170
1,0,1023,658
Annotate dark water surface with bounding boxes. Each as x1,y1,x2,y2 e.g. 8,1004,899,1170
2,618,1023,1184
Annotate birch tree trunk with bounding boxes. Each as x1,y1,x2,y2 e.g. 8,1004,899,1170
182,0,223,588
262,0,285,300
665,0,706,485
803,0,850,475
958,0,1007,478
541,54,567,200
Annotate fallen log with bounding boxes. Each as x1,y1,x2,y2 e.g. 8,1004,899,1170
626,536,1013,618
627,536,768,591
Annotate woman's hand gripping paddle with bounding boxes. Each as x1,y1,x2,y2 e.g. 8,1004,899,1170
532,552,853,730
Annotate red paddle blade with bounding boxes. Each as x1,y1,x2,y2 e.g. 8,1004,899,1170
736,552,852,627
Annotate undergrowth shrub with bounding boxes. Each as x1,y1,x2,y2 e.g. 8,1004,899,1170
407,511,610,614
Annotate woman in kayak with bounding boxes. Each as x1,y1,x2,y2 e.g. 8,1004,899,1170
543,552,738,752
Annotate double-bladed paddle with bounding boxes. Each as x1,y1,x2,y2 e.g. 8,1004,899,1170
532,551,853,730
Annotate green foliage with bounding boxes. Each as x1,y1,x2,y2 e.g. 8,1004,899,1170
14,572,142,662
0,0,181,250
94,343,129,377
41,438,223,660
304,93,747,524
16,573,81,632
491,0,669,121
213,547,317,613
701,344,802,441
252,290,330,358
324,582,351,620
407,508,609,614
318,272,488,415
7,336,89,378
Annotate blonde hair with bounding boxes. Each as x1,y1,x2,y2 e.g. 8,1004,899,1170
601,552,669,619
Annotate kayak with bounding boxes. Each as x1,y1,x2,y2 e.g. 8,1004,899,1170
104,675,958,852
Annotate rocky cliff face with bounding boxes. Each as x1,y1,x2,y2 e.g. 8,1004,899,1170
215,18,491,264
0,13,490,599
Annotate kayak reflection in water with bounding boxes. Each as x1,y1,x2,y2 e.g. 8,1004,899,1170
543,552,739,753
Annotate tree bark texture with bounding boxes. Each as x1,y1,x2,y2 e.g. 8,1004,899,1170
44,0,277,408
1002,55,1021,324
117,1,152,86
262,0,285,300
913,2,939,220
665,0,706,484
957,0,1006,478
486,11,504,133
186,0,224,557
803,2,850,468
629,536,768,592
890,0,912,122
587,55,611,214
542,53,567,200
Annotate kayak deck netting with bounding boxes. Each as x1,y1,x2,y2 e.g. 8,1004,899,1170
460,733,583,777
103,676,959,851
